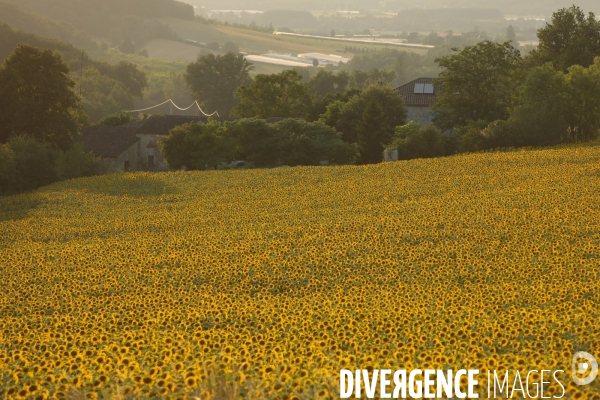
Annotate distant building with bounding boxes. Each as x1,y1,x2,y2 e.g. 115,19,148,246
395,78,437,126
82,115,212,172
297,52,350,65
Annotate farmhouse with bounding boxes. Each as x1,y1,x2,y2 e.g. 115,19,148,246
82,115,208,172
395,78,437,126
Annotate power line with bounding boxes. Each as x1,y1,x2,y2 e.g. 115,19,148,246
124,99,220,117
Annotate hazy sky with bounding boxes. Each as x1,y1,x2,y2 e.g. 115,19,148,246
185,0,600,15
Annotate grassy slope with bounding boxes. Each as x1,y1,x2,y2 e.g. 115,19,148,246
160,17,430,57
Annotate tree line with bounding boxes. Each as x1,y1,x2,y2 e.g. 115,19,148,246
427,5,600,154
2,5,600,194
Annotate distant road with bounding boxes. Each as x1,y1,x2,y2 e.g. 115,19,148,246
273,32,435,50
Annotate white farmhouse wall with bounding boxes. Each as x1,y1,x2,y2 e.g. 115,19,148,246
102,142,140,172
406,106,433,126
136,134,170,171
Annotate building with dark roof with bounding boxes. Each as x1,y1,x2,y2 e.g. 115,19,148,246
395,78,437,126
82,115,208,172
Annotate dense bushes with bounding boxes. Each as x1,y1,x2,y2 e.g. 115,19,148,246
387,122,457,160
0,136,105,195
159,118,357,170
452,58,600,153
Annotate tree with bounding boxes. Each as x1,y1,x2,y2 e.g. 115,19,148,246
159,120,234,170
0,44,83,149
120,36,136,54
388,121,450,160
74,67,135,123
422,31,445,46
529,6,600,71
222,42,239,53
308,70,350,100
321,84,407,162
273,119,356,166
506,25,517,46
563,59,600,142
330,29,336,37
509,59,600,145
232,70,313,119
226,118,279,167
96,112,141,127
432,40,522,131
312,58,319,67
349,68,396,89
96,61,148,99
185,53,253,117
508,63,568,147
356,99,387,164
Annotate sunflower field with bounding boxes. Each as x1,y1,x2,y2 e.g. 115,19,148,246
1,144,599,399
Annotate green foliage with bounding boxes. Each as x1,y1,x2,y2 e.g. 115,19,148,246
0,135,105,195
505,60,600,148
530,6,600,72
186,52,253,117
96,113,141,127
508,64,568,147
226,118,279,167
320,84,407,153
222,42,239,53
456,120,492,153
159,118,356,169
422,32,445,46
0,24,148,123
307,70,350,100
349,68,397,90
55,142,106,180
346,48,401,72
0,44,82,149
0,135,59,194
356,98,388,164
74,67,135,123
563,60,600,142
388,121,453,160
272,119,356,166
232,70,313,119
432,40,522,131
311,88,361,122
159,120,234,170
144,71,191,110
93,61,148,99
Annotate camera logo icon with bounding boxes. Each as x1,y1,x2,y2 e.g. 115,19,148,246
572,351,598,385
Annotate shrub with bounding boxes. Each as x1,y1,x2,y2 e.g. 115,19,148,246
56,142,106,180
389,121,453,160
0,136,106,195
159,120,235,170
272,119,356,166
8,135,59,193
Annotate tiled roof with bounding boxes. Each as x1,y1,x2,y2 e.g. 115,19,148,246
82,126,139,158
395,78,437,107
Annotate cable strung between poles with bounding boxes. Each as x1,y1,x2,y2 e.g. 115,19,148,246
124,99,220,117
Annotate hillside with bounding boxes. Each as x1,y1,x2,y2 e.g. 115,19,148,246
0,1,95,49
159,17,429,57
1,143,599,398
1,0,188,49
